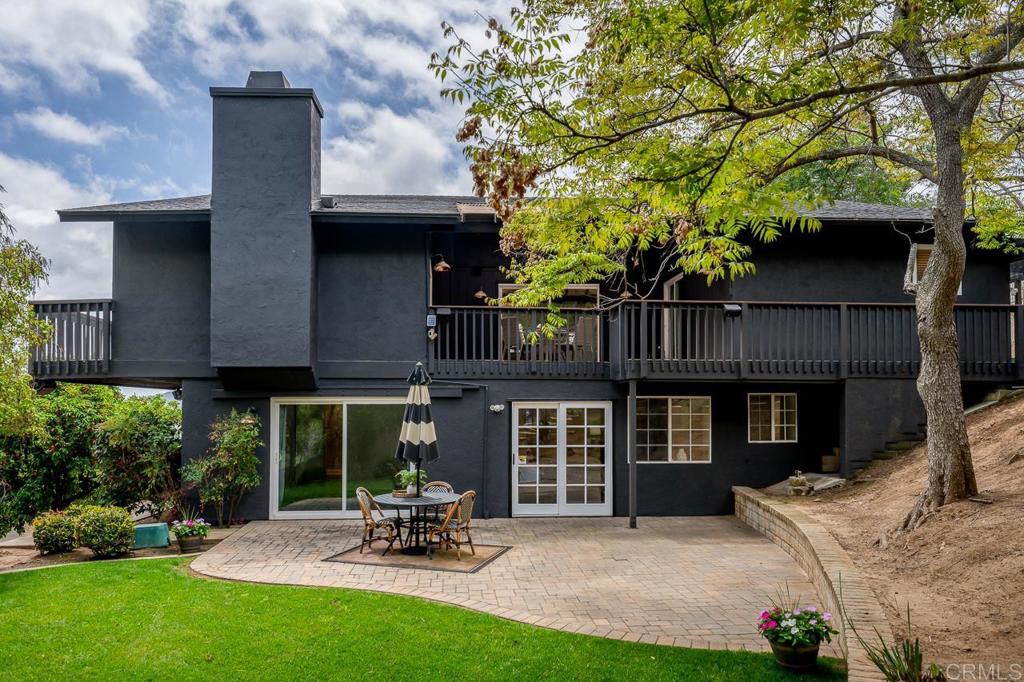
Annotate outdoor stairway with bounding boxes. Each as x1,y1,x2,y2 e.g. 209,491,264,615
859,386,1023,472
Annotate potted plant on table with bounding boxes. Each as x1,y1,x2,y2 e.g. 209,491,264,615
394,469,427,496
758,599,837,672
171,512,210,553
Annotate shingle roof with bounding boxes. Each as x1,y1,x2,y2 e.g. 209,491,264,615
58,194,934,223
800,200,933,222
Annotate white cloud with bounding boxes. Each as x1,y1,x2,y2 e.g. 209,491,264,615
0,153,113,299
14,107,129,146
0,0,166,103
322,104,471,194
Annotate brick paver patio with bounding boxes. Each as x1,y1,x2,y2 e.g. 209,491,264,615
192,516,832,653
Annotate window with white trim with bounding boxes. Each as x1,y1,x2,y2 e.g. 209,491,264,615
636,397,711,462
911,244,962,295
748,393,797,443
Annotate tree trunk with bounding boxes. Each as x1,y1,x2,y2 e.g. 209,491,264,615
901,120,978,530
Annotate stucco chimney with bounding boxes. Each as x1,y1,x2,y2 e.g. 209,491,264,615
207,71,323,388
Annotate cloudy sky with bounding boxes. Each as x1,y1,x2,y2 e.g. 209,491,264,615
0,0,506,299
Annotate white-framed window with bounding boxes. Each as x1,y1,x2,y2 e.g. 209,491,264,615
911,244,962,295
748,393,798,443
269,396,407,520
635,396,711,463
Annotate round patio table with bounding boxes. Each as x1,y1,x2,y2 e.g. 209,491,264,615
374,491,459,556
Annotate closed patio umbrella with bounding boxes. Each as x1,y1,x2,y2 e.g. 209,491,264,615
395,362,439,496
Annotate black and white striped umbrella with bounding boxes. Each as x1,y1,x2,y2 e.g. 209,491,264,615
395,362,439,494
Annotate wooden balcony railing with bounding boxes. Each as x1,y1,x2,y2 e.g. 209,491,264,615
30,300,113,378
614,300,1024,381
430,306,608,377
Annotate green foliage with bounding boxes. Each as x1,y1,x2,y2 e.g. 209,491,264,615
776,159,923,207
75,505,134,558
431,1,1024,303
394,468,428,488
93,396,182,516
0,384,121,537
182,410,263,527
850,605,946,682
31,512,77,555
0,185,49,436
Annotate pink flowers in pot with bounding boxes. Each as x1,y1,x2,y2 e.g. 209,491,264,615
758,603,837,647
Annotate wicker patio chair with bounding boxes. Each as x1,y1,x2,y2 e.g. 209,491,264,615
426,490,476,560
423,480,455,523
355,487,403,555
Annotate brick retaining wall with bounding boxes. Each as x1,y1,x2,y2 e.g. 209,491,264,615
733,486,889,682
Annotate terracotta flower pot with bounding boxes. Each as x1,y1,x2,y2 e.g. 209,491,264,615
769,641,820,672
176,535,203,553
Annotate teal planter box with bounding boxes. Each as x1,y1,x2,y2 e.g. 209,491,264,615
133,522,170,549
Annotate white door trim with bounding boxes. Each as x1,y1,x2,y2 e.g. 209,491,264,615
511,400,613,517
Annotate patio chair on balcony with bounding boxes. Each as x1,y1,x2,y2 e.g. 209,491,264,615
354,487,403,556
426,490,476,560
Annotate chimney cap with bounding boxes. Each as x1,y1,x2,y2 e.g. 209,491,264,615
246,71,290,88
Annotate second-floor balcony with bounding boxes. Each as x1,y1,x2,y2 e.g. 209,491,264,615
29,298,1024,383
429,300,1023,382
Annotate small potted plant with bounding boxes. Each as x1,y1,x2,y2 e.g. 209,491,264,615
758,600,837,671
171,512,210,553
394,469,427,496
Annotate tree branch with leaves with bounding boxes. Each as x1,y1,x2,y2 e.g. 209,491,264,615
432,0,1024,530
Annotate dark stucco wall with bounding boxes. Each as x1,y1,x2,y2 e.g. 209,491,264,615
626,382,840,516
666,222,1010,304
316,224,429,363
179,376,843,520
730,223,1009,304
841,378,924,474
111,220,211,368
210,94,319,368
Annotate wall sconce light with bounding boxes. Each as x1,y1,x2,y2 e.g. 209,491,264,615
432,255,452,273
489,404,505,414
474,287,488,300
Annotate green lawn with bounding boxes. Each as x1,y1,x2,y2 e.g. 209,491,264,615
0,559,846,681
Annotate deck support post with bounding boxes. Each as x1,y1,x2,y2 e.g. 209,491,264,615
628,379,638,529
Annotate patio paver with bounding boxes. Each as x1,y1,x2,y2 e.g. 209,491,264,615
191,516,837,654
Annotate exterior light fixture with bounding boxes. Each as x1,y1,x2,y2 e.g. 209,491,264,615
489,404,505,414
474,287,488,300
432,255,452,273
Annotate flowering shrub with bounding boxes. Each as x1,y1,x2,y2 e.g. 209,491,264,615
181,410,262,527
758,604,837,648
171,513,210,539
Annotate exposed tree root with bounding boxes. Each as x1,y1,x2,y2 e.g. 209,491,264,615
899,492,940,531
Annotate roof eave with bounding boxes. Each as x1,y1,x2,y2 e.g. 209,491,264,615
57,209,211,223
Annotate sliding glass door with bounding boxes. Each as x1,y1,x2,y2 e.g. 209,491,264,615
271,399,405,518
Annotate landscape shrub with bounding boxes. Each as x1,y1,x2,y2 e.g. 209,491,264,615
31,512,77,554
182,410,262,527
0,384,121,537
93,396,182,516
76,505,134,558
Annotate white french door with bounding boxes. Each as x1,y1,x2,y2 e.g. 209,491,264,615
511,401,612,516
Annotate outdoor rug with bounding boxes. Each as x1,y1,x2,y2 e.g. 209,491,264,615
324,543,512,574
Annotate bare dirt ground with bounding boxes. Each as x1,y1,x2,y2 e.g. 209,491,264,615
791,393,1024,666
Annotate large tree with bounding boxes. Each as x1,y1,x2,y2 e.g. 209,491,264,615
432,0,1024,528
0,185,48,436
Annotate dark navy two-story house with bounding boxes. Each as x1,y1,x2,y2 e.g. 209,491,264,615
34,72,1024,521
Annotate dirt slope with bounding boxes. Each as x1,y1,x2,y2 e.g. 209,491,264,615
792,393,1024,665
